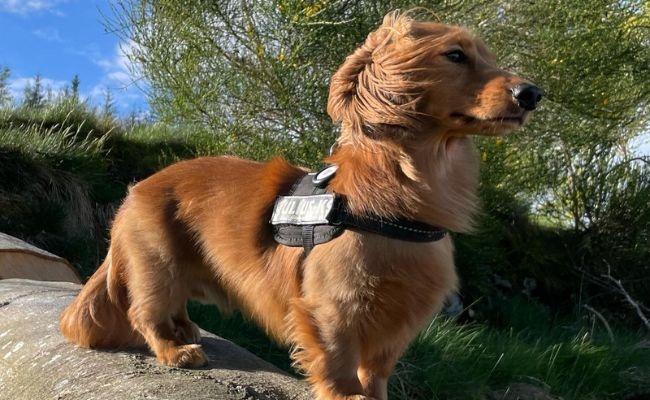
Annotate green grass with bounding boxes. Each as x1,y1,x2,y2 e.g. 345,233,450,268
0,99,117,142
396,318,650,399
189,300,650,400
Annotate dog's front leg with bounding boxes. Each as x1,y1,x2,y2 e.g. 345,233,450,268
288,299,377,400
357,369,388,400
357,346,405,400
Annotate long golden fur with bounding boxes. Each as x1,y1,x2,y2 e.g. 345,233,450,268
60,10,540,400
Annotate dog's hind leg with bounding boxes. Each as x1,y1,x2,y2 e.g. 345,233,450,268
126,276,208,368
121,237,207,368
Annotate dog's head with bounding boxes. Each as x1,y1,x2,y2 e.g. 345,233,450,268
327,10,542,141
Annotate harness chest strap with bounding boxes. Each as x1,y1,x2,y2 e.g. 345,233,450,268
270,166,447,255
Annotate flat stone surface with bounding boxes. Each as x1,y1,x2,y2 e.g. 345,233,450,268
0,279,310,400
0,233,81,283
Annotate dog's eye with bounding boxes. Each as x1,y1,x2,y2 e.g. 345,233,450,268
445,50,468,64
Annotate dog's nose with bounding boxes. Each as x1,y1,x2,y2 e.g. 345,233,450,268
512,84,543,111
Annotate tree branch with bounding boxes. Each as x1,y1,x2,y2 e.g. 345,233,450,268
603,263,650,333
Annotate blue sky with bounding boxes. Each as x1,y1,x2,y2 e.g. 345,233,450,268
0,0,147,115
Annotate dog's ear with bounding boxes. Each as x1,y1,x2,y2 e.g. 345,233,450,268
327,11,423,140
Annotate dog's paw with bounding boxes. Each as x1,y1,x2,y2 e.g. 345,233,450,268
159,344,208,368
174,320,202,344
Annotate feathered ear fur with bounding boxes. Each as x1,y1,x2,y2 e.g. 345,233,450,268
327,11,430,141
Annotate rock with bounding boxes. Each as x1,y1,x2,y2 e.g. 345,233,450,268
0,233,81,283
443,292,464,318
489,383,560,400
0,279,311,400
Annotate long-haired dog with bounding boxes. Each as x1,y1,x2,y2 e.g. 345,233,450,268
60,10,541,400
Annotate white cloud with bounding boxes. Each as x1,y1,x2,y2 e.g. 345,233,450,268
0,0,69,15
90,40,149,113
33,27,64,42
94,42,135,86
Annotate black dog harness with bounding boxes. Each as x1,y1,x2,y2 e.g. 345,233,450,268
270,165,447,255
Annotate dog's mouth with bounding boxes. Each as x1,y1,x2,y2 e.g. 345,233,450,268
450,112,527,126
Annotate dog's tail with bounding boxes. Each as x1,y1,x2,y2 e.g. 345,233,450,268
59,250,142,349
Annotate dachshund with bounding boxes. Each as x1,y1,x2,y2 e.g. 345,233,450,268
60,10,541,400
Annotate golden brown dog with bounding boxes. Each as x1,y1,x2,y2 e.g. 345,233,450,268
60,10,541,400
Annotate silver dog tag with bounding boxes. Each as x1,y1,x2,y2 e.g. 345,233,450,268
271,194,336,225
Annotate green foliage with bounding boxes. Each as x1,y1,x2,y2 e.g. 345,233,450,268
0,66,11,107
451,0,650,326
22,74,46,108
108,0,319,166
573,160,650,318
106,0,476,166
100,88,116,120
69,74,80,103
470,0,650,230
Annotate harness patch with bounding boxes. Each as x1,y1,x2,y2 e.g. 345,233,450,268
271,194,336,225
271,170,344,253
